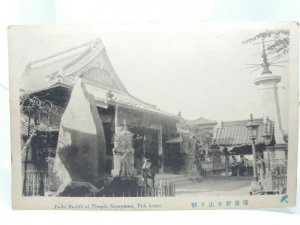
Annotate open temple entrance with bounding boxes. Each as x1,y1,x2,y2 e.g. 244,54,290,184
164,142,185,173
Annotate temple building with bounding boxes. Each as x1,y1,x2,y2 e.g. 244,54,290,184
213,118,275,156
212,117,287,192
20,38,181,195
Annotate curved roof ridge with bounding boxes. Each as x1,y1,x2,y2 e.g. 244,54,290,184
62,46,92,71
222,118,264,125
101,49,129,95
63,44,103,76
189,117,217,124
26,38,102,71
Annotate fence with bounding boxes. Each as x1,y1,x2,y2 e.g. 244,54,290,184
23,171,176,197
23,170,48,196
199,161,226,176
259,158,287,193
138,182,176,197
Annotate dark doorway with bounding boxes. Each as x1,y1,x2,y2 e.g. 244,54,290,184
164,143,185,173
98,106,115,174
130,127,159,173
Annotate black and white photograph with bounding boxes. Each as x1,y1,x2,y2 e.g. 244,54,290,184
8,22,298,209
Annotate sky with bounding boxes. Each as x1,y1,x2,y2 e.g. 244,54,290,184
7,23,290,130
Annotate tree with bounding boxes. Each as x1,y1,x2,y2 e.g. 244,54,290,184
20,94,64,195
243,30,290,57
193,128,213,148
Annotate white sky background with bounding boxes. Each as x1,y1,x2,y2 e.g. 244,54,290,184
8,23,289,128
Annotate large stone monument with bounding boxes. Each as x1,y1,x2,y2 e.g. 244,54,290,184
48,80,107,195
252,39,288,193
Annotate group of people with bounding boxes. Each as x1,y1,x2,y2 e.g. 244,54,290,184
230,155,250,176
230,154,266,177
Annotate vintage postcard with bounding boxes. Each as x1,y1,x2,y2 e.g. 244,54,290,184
8,22,299,210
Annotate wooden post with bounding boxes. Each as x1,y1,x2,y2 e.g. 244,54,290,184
27,114,31,137
143,135,146,156
266,146,271,170
115,105,119,133
22,125,38,196
158,125,163,173
252,140,257,179
111,104,119,176
33,173,36,196
225,154,229,177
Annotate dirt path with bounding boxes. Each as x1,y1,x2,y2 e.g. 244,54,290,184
176,177,253,196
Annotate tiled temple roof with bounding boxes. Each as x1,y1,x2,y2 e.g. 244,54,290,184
20,38,177,119
85,83,177,118
188,117,217,126
213,118,274,146
21,38,129,95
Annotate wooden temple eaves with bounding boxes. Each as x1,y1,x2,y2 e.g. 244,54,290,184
20,38,178,121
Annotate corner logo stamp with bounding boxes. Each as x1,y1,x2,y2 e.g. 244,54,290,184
280,195,288,203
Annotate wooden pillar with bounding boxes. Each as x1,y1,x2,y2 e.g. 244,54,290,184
111,104,119,176
158,125,163,173
266,146,271,170
143,135,146,156
225,154,229,177
222,147,229,177
158,125,163,155
252,140,257,179
115,104,119,133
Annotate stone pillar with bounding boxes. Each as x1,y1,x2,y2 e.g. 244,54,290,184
253,55,288,191
254,74,285,144
185,153,198,177
183,134,198,177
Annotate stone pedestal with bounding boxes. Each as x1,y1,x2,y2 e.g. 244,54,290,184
111,149,135,176
111,154,122,176
263,169,274,190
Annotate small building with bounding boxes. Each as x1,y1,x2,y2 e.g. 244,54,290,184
212,118,287,159
187,117,217,154
188,117,217,134
213,118,274,171
163,116,217,174
212,117,287,192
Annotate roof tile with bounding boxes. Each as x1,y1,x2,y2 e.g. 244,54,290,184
214,118,274,146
